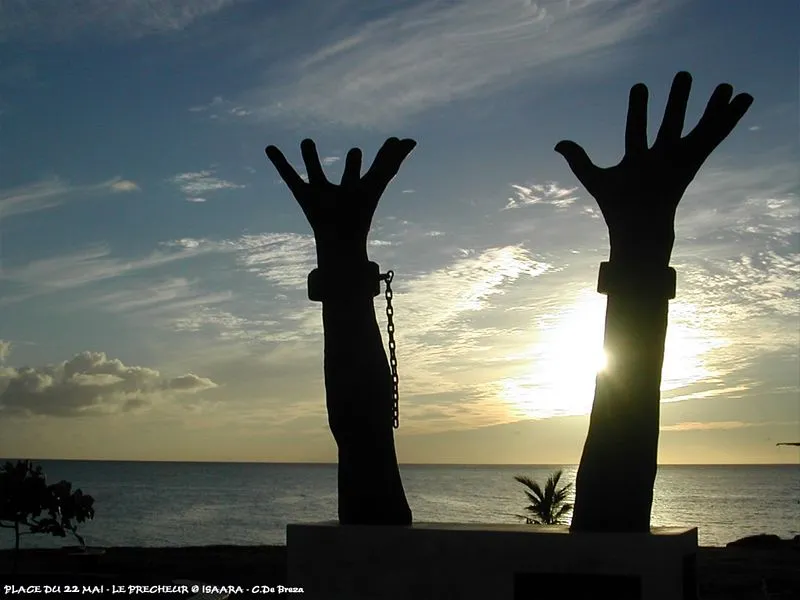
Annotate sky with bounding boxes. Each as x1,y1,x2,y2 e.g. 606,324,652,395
0,0,797,464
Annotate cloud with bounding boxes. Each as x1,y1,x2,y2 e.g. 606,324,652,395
169,170,245,201
0,0,238,43
110,179,140,192
505,182,579,209
299,33,366,69
321,156,340,166
188,96,251,119
0,347,217,417
660,421,766,432
672,159,799,336
165,373,217,392
223,230,553,422
0,176,137,219
245,0,680,127
0,340,10,363
189,96,225,112
129,230,554,431
83,277,233,318
0,239,236,306
231,232,318,289
14,154,790,433
202,158,796,427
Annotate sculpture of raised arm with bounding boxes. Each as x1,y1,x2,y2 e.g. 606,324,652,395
265,138,415,525
555,72,753,532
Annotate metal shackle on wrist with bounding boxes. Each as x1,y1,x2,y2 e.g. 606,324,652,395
307,261,401,429
597,261,677,300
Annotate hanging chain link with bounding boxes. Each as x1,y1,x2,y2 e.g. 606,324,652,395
379,270,399,429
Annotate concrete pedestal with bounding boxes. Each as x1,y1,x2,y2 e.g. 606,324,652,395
287,522,698,600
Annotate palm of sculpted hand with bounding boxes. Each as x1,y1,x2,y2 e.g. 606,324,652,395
266,138,416,259
555,71,753,266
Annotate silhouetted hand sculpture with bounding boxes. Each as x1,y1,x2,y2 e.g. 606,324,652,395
265,138,415,525
266,138,416,269
556,71,753,268
555,72,753,532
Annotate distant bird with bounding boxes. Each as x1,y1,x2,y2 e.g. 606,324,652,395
776,442,800,446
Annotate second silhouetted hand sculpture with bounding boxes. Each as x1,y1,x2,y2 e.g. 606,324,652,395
266,138,415,525
556,72,753,532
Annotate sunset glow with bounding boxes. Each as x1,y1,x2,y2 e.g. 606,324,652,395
0,0,796,464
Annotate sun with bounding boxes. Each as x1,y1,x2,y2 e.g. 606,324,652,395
500,291,607,419
499,291,726,419
594,348,608,373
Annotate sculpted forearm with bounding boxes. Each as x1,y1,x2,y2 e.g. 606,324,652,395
265,137,414,525
571,292,668,531
601,293,669,394
322,299,393,432
556,72,753,532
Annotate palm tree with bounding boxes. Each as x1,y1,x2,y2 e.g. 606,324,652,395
514,469,573,525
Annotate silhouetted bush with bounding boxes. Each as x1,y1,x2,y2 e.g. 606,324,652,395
0,460,95,572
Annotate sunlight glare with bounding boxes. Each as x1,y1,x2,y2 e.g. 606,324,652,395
498,293,728,419
500,290,606,419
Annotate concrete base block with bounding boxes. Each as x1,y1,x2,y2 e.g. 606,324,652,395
287,522,698,600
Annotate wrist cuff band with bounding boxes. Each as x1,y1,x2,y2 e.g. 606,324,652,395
308,261,381,302
597,261,677,300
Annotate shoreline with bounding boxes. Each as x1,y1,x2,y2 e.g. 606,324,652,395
1,542,798,598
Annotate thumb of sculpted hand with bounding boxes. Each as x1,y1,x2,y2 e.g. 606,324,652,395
554,141,598,186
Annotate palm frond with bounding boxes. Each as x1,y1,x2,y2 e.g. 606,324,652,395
553,504,572,520
513,470,574,526
514,475,545,501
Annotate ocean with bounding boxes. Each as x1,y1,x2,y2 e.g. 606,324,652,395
1,462,798,549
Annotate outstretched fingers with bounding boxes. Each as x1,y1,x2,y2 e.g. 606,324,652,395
655,71,692,146
300,138,328,185
726,93,755,127
554,140,599,190
625,83,649,156
340,147,363,187
685,84,754,159
363,137,417,192
265,145,305,196
704,83,735,116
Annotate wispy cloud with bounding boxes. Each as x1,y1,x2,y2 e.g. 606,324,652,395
0,176,138,219
212,230,553,428
169,170,244,202
231,232,317,289
0,0,238,43
110,180,140,192
83,278,233,319
673,159,799,338
189,96,225,112
245,0,681,127
504,182,579,210
661,421,771,431
0,240,236,306
188,96,251,119
0,340,10,363
14,154,791,433
299,33,366,69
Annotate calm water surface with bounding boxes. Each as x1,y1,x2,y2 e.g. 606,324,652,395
2,461,797,549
